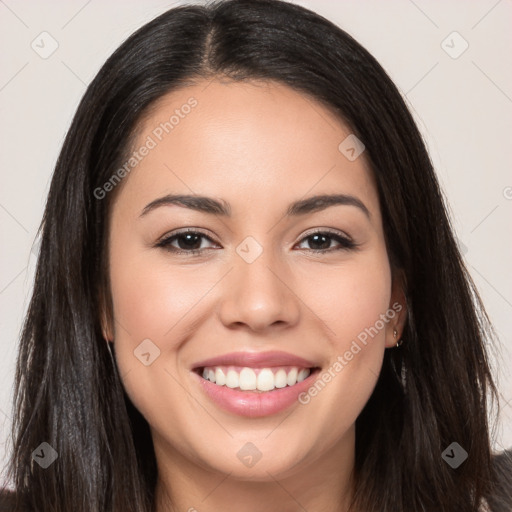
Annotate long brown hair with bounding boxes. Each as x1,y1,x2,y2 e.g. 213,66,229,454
1,1,505,510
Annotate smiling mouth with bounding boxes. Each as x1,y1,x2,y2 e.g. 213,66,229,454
194,365,321,393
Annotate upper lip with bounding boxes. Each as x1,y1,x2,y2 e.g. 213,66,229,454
192,350,319,370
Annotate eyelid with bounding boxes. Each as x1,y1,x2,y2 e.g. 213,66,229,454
155,227,359,254
300,227,353,242
294,229,359,252
155,227,218,248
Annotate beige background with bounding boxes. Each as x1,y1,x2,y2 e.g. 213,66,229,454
1,0,511,481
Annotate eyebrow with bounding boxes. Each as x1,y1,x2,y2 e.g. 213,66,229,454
139,193,371,220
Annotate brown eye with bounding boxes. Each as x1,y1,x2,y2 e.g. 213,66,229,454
156,229,358,257
156,230,218,256
295,231,357,253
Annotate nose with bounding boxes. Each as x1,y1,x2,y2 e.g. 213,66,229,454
217,247,300,334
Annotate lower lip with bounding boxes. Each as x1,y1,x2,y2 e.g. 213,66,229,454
192,368,320,418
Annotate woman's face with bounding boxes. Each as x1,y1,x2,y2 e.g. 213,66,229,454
105,78,405,481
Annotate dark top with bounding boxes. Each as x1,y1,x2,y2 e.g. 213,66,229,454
485,449,512,511
1,450,511,511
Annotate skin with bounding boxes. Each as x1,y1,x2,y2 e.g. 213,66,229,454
103,78,407,512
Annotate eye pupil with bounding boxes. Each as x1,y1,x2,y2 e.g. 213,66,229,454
178,233,202,250
309,233,330,250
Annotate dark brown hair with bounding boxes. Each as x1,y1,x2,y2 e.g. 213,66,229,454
1,1,507,511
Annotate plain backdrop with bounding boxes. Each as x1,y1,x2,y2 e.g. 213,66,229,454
1,0,511,482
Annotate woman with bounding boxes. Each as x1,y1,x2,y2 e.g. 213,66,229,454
1,0,510,510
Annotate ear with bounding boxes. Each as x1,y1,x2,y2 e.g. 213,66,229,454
385,268,408,349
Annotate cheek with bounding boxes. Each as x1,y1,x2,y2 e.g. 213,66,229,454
300,253,391,395
109,243,205,341
288,258,391,454
302,251,392,346
107,247,208,431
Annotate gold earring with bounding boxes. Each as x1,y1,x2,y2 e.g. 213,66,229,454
393,328,403,348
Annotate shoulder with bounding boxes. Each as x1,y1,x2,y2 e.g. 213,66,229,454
0,488,16,512
0,488,30,512
485,449,512,512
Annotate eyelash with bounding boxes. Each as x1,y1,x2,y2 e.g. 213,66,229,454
155,228,359,256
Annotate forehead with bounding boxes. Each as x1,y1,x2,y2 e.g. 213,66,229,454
114,79,380,222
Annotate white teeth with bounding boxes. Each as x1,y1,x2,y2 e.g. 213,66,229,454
274,369,288,388
200,366,312,391
287,368,298,386
215,368,226,386
239,368,257,390
226,369,239,389
257,368,275,391
297,368,310,382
